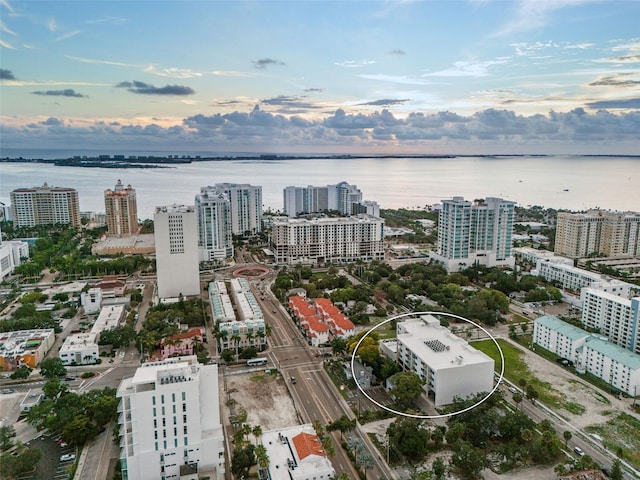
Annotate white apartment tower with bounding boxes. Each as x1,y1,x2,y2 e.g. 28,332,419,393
555,210,640,258
430,196,515,272
581,287,640,354
195,189,233,261
154,205,200,299
116,356,225,480
283,181,367,217
202,183,262,235
105,180,138,237
10,183,81,227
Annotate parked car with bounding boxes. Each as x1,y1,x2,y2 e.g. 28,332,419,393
573,447,585,457
1,389,15,394
290,376,296,384
508,387,518,394
60,453,76,462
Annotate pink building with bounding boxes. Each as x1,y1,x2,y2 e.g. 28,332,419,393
289,296,329,347
160,328,203,359
314,298,356,339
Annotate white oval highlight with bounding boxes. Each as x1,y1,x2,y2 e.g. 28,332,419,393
350,311,505,419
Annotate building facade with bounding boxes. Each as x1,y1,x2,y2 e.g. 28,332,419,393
10,183,81,227
283,181,370,217
555,210,640,258
195,189,233,261
105,180,138,237
0,328,55,371
533,316,640,396
430,197,515,272
581,288,640,354
0,225,30,282
392,315,494,406
270,214,384,265
154,205,200,299
116,356,225,480
200,183,262,235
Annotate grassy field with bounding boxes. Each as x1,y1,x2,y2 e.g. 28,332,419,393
585,413,640,468
470,338,583,413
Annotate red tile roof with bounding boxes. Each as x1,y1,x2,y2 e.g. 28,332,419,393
292,432,326,460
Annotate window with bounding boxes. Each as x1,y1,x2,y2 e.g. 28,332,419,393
172,393,176,402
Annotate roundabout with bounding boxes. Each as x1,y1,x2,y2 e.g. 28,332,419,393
232,266,271,278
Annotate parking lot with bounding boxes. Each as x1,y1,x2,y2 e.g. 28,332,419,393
14,434,76,480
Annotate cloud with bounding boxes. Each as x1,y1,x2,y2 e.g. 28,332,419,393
594,54,640,64
0,39,16,49
510,41,558,57
47,18,57,32
424,60,506,78
32,89,87,98
357,99,410,106
492,0,591,37
252,58,286,69
115,80,195,95
210,70,256,77
56,30,81,41
359,73,431,86
334,60,376,68
586,98,640,109
1,20,15,35
304,88,323,93
588,73,640,88
1,0,14,13
4,107,639,153
388,49,406,55
144,65,203,78
260,95,322,110
84,16,128,25
66,55,140,68
0,68,16,80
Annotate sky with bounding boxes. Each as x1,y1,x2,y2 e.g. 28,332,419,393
1,0,639,155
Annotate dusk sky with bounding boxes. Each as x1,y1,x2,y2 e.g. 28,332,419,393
1,0,639,155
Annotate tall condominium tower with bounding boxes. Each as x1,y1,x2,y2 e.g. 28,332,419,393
116,356,225,480
200,183,262,235
283,181,369,217
104,179,138,236
154,205,200,298
555,210,640,258
10,183,81,227
194,189,233,261
430,196,515,272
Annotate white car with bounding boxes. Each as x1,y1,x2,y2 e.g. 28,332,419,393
60,453,76,462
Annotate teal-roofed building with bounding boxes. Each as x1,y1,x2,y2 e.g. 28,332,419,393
534,315,640,396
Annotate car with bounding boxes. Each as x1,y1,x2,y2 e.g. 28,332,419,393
60,453,76,462
59,442,69,448
1,389,15,394
64,377,76,382
573,447,585,457
290,376,296,384
508,387,518,394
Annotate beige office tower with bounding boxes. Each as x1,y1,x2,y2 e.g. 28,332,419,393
105,179,138,236
555,210,640,258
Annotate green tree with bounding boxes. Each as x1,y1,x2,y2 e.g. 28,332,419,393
512,392,523,410
10,365,32,380
387,418,430,462
450,440,488,480
610,459,623,480
62,414,99,446
563,430,572,448
231,444,255,479
43,377,68,399
0,425,16,452
432,456,446,480
39,357,67,378
389,371,424,411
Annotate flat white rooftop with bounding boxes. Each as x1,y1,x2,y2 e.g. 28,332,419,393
398,315,494,369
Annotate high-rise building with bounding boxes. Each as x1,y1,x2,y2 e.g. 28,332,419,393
10,183,80,227
0,224,30,282
430,196,515,272
200,184,262,235
154,205,200,299
195,189,233,261
116,356,225,480
270,214,384,265
104,179,138,236
555,210,640,258
283,181,369,217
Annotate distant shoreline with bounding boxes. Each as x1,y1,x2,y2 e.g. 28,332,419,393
2,153,639,168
